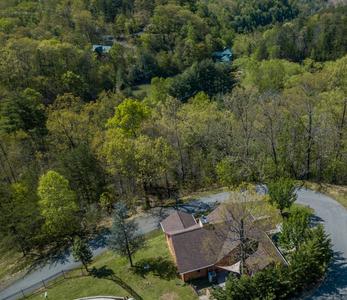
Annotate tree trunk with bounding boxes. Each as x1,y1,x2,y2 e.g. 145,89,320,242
0,142,17,183
267,114,279,171
280,208,284,218
11,226,28,257
83,262,89,273
118,176,125,195
143,181,150,209
124,231,133,267
306,111,313,179
240,219,245,275
176,129,186,183
332,98,347,183
165,172,171,198
0,158,12,184
336,98,347,160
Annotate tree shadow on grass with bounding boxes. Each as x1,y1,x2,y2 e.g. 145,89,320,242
90,266,114,278
91,266,143,300
133,257,177,280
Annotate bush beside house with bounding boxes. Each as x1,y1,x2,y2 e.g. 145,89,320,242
213,207,332,300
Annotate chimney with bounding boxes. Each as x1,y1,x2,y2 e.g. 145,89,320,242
199,215,209,227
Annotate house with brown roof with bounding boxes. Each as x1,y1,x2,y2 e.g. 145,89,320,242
160,207,287,282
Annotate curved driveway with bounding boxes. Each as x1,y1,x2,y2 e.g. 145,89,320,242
295,188,347,299
0,188,346,299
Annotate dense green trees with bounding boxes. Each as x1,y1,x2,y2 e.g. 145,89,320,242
107,98,150,136
230,0,299,33
0,0,345,264
56,144,105,205
141,4,212,74
234,7,347,62
0,89,46,138
168,60,235,100
0,182,41,255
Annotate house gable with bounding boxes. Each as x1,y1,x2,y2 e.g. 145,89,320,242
160,211,197,234
162,205,287,281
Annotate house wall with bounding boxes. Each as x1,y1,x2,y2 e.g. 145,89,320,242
165,234,210,282
181,268,209,281
165,234,176,259
165,233,229,282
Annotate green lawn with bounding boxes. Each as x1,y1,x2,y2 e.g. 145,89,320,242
29,231,197,300
0,186,226,292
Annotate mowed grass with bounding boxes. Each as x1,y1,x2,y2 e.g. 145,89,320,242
29,231,197,300
305,181,347,209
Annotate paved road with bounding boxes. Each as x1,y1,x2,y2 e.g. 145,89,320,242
0,188,346,299
295,188,347,300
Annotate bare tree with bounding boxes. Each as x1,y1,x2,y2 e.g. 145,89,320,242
203,189,279,275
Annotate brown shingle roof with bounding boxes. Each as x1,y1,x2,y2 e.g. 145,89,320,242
160,211,197,234
170,223,242,274
164,205,287,275
170,226,223,273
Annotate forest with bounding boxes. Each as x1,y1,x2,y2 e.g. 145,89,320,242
0,0,346,260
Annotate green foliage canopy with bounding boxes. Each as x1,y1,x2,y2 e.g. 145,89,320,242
108,202,145,267
38,170,79,237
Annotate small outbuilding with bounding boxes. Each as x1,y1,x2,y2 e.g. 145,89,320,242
92,44,112,55
212,48,232,63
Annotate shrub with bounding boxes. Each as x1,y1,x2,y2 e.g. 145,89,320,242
213,225,332,299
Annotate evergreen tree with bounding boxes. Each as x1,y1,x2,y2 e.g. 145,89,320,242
108,202,145,267
268,178,297,216
279,206,311,251
289,225,332,291
72,236,93,273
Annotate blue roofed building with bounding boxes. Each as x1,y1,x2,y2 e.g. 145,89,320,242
92,44,112,54
212,48,232,63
